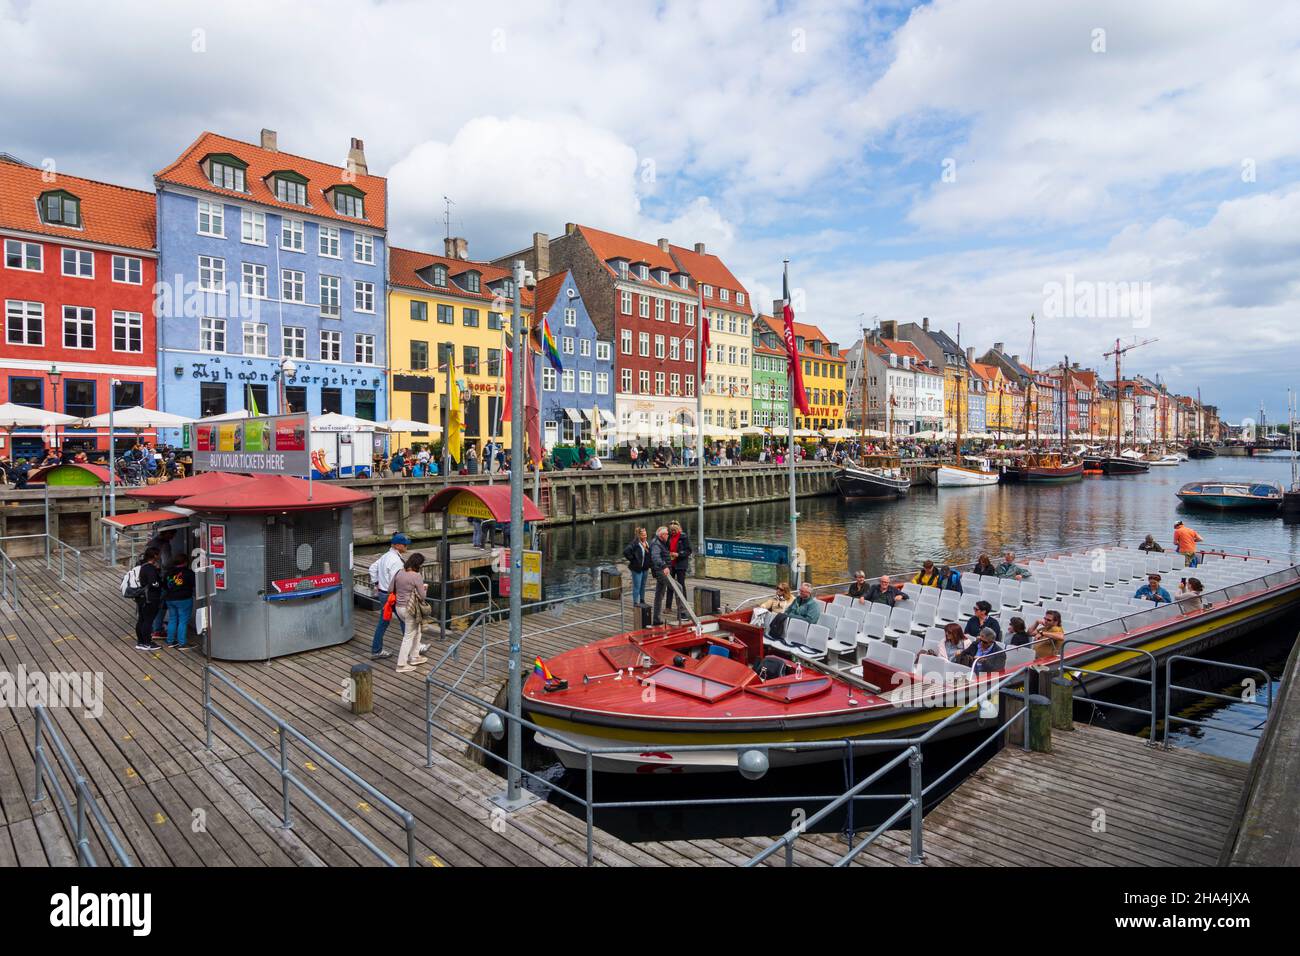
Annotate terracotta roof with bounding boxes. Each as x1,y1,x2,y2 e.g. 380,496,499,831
124,471,253,502
177,474,371,513
389,246,533,307
155,131,387,229
572,224,689,292
968,361,1001,384
0,161,155,251
531,271,569,317
756,314,845,361
667,244,752,314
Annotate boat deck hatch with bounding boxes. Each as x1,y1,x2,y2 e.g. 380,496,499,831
601,644,648,670
745,676,832,704
645,666,742,703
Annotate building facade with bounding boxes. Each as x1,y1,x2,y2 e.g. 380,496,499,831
751,331,789,430
1,159,158,458
757,312,846,432
154,130,387,431
530,270,614,452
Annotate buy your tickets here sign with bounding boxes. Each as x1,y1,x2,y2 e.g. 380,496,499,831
190,413,312,476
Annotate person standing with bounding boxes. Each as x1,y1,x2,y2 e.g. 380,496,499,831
133,548,163,651
1173,520,1203,567
667,519,693,619
392,553,430,673
162,552,195,649
368,533,410,659
623,526,651,606
650,526,674,625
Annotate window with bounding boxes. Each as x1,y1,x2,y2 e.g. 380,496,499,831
670,373,680,395
639,370,650,393
437,304,454,325
596,341,611,362
500,278,515,299
654,334,665,359
563,336,574,355
41,191,80,226
487,348,502,376
113,381,143,410
621,368,632,393
596,372,609,395
355,333,375,365
542,367,556,392
655,298,664,321
684,339,695,363
320,387,342,415
209,159,246,191
354,233,374,264
332,188,365,219
685,374,695,397
464,272,480,294
670,301,680,324
463,346,480,374
720,288,730,303
275,176,307,205
320,275,340,317
200,316,226,352
243,321,268,356
410,300,428,322
617,260,629,279
620,291,632,314
111,255,142,284
62,306,94,349
620,329,632,354
9,377,41,409
5,240,41,271
241,209,266,244
63,380,95,419
320,329,342,362
488,311,503,331
462,307,479,327
112,311,142,352
639,295,650,319
437,342,454,369
319,225,340,258
580,338,591,357
5,303,42,348
283,326,306,359
62,247,93,278
737,292,745,306
282,269,305,303
355,280,375,313
198,200,224,236
579,370,593,394
685,305,695,327
200,381,227,417
740,348,749,366
655,371,665,395
564,307,577,327
198,255,225,291
561,369,575,392
355,388,377,421
431,265,447,286
410,340,429,370
281,218,304,251
637,331,649,357
242,262,268,298
669,337,680,361
702,284,713,298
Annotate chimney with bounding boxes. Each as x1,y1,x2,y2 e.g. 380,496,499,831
1011,355,1020,366
455,237,469,260
966,346,975,363
565,222,577,236
993,341,1004,353
657,238,670,252
532,232,551,279
694,242,706,254
922,316,930,332
260,128,278,152
772,298,783,317
881,319,897,340
346,137,368,176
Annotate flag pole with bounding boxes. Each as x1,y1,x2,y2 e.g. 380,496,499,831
785,260,798,588
504,259,528,807
696,284,705,556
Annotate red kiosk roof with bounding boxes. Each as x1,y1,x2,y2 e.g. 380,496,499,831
422,485,545,523
125,471,253,502
176,475,372,513
103,510,189,529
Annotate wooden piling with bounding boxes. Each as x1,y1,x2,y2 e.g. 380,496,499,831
1027,693,1052,753
1050,676,1074,731
349,663,373,715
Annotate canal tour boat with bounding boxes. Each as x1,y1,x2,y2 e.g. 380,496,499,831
835,461,911,499
999,452,1085,483
934,458,1001,487
522,544,1300,773
1176,479,1284,513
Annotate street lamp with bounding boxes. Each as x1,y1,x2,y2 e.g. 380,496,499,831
45,365,62,455
279,358,297,412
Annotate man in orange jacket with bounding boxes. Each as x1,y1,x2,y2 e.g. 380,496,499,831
1173,520,1203,566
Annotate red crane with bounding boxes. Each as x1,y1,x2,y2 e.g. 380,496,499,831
1103,337,1157,454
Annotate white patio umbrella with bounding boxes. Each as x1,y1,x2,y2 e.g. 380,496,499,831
0,402,80,430
740,425,766,435
311,412,379,432
196,409,252,423
380,418,442,434
827,427,857,439
82,406,192,430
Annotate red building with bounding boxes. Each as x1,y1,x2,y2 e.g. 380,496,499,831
1,157,157,459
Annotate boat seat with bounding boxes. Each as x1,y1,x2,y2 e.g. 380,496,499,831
790,623,830,661
859,616,887,643
843,607,867,625
864,640,893,664
911,603,937,631
832,594,853,609
885,607,913,640
888,645,917,672
895,633,923,655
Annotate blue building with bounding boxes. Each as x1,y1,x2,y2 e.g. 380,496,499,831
531,271,615,454
966,375,987,435
154,129,387,430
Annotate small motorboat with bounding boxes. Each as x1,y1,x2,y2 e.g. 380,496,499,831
934,457,1000,488
1177,480,1283,513
1145,454,1181,467
835,463,910,499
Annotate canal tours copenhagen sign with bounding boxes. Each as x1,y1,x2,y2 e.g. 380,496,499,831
189,413,312,477
703,538,790,565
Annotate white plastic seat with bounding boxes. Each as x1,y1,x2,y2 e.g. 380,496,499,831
998,582,1021,611
957,594,979,618
1019,580,1040,605
935,592,961,623
783,617,810,645
791,623,829,660
922,637,943,655
885,607,913,639
828,619,861,657
917,655,947,684
860,616,887,643
832,594,853,609
843,607,866,625
911,603,936,631
896,633,923,655
889,645,917,672
865,640,892,664
924,625,945,645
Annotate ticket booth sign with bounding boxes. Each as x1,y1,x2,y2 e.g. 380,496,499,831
192,413,312,476
495,548,542,600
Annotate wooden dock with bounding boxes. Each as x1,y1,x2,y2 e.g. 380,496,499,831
0,551,1259,868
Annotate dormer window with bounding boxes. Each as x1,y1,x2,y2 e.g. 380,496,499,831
638,264,649,280
615,260,629,279
329,184,365,219
464,271,481,294
657,269,669,284
678,274,689,289
720,288,730,303
39,190,80,227
204,154,248,191
431,265,447,287
272,171,309,206
500,278,515,298
737,292,745,306
795,336,805,351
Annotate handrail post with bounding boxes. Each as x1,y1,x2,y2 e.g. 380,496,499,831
33,711,45,802
425,676,434,768
203,666,213,749
585,752,595,867
277,727,293,829
908,747,924,864
1163,658,1173,750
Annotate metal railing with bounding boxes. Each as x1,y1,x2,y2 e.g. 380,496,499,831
0,544,17,611
1163,655,1274,748
32,705,134,866
202,665,418,866
0,533,84,610
1057,637,1159,742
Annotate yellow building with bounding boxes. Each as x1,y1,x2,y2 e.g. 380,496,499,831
386,241,530,457
757,315,846,431
973,362,1013,435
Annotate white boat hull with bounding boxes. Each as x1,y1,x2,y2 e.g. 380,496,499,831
934,465,1001,487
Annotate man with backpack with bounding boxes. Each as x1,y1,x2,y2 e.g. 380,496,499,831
125,548,164,650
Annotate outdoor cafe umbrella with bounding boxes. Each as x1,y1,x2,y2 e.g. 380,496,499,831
83,406,193,431
0,402,80,462
380,418,442,434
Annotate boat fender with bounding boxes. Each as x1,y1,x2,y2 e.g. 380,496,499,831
673,655,686,667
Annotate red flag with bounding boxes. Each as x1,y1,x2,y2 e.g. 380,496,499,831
501,331,542,466
699,285,709,370
782,263,811,416
502,344,513,421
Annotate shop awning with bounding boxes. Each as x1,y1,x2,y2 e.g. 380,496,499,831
564,408,583,423
599,409,617,426
101,509,190,530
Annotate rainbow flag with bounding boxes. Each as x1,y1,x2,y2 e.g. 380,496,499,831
533,657,555,681
542,316,563,372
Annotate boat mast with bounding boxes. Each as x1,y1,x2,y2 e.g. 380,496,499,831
858,323,868,463
955,325,963,468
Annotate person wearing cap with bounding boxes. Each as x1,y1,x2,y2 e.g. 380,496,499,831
962,626,1006,675
1134,573,1172,604
1173,520,1203,567
368,533,410,659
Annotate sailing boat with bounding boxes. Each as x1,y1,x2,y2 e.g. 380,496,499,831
934,331,997,487
835,328,910,500
1001,327,1084,483
1097,338,1151,475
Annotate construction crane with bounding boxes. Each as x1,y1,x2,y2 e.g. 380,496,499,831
1103,337,1157,454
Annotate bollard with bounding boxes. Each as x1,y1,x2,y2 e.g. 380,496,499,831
1027,694,1053,753
350,663,374,715
1050,677,1074,731
693,585,721,617
599,569,622,601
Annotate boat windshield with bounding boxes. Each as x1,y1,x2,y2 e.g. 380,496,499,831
745,677,832,704
646,666,741,703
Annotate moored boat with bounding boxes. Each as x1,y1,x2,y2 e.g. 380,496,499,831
1101,456,1151,475
1177,479,1283,512
933,461,1000,487
835,463,910,499
1001,453,1084,483
1187,443,1217,460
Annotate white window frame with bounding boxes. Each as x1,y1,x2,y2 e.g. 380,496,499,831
198,255,225,292
241,209,267,245
685,374,695,397
353,233,375,264
561,369,575,392
197,200,224,237
281,269,305,303
669,338,680,361
638,332,649,357
200,316,226,353
670,301,679,324
621,368,632,393
61,247,93,279
564,307,577,327
319,225,341,258
61,305,94,350
684,339,695,363
655,299,665,321
596,372,609,395
620,290,632,315
654,371,665,395
320,275,340,317
596,341,611,362
562,336,574,355
242,321,269,357
111,310,143,353
281,218,304,252
543,367,556,392
354,333,375,365
354,280,375,313
654,334,665,360
639,295,650,319
620,330,632,355
579,338,591,357
241,262,268,299
283,326,306,359
578,370,592,394
320,329,342,362
639,370,650,393
685,305,695,327
5,239,42,272
111,255,142,285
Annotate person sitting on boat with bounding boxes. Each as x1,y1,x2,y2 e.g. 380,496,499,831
924,622,967,662
1177,577,1205,610
963,600,1001,641
1005,616,1030,646
912,560,942,587
758,581,794,614
768,581,822,641
863,574,909,606
971,553,997,577
1134,573,1172,605
959,627,1006,675
847,571,870,602
936,564,962,593
1173,521,1203,567
994,551,1032,580
1026,610,1065,659
1138,534,1164,553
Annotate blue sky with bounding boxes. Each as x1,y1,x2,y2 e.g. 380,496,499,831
3,0,1297,422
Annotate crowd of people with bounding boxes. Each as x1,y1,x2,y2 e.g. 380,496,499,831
1,441,189,488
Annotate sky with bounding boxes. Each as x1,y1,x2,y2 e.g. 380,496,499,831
3,0,1297,423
